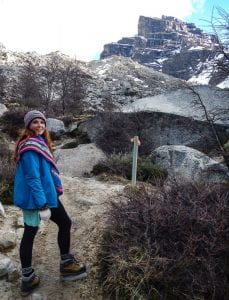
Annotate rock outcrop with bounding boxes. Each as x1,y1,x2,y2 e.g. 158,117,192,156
79,86,229,153
46,118,66,137
79,109,229,155
123,85,229,126
152,145,229,183
54,143,106,177
100,15,219,81
0,104,8,117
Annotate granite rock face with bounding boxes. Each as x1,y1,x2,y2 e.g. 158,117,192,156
152,145,229,183
79,110,229,155
100,15,218,80
54,143,106,177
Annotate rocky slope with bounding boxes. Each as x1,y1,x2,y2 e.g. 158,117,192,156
0,47,184,111
84,56,184,109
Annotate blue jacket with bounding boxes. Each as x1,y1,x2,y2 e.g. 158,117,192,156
13,138,59,210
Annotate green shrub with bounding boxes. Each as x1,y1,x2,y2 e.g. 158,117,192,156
97,183,229,300
92,155,167,184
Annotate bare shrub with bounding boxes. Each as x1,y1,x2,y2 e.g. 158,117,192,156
0,144,15,204
0,108,27,139
94,112,155,155
97,182,229,300
95,112,136,154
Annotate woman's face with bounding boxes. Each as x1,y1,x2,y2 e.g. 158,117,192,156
29,118,46,135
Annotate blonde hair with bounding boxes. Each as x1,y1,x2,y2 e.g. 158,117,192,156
13,128,53,162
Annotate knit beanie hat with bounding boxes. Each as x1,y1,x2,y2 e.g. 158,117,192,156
24,110,46,128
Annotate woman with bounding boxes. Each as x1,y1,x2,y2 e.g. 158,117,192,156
13,110,87,297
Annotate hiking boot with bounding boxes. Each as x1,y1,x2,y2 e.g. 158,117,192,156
20,272,40,297
60,254,87,281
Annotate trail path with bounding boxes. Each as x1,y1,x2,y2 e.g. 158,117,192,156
9,176,124,299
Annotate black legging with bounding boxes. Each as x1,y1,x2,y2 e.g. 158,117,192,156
20,200,72,268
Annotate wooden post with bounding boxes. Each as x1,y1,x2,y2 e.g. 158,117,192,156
131,136,141,186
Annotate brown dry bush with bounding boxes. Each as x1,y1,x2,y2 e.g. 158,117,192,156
97,182,229,300
0,108,26,139
94,112,154,155
0,143,15,204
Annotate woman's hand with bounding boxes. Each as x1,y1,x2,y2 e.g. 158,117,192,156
39,208,51,221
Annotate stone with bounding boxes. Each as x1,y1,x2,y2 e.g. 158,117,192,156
123,86,229,126
68,122,78,134
46,118,66,137
0,231,17,251
79,104,229,155
15,215,24,228
152,145,229,183
0,257,11,278
0,256,17,279
54,143,107,177
0,104,8,117
31,293,45,300
0,201,6,218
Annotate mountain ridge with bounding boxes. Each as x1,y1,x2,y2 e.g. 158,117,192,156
100,15,228,84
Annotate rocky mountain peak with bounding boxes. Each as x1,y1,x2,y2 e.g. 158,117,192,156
100,15,218,81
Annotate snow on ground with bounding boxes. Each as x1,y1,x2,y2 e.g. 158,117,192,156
217,77,229,89
96,63,111,76
188,59,214,85
188,69,211,85
189,46,205,51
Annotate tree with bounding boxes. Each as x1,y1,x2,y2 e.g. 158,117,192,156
0,67,6,102
39,52,62,110
12,53,44,107
57,58,88,115
39,53,87,115
208,7,229,83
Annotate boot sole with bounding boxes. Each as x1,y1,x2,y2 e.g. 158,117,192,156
20,285,39,297
60,272,87,281
20,279,40,297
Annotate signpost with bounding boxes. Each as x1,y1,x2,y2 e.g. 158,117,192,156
131,136,141,186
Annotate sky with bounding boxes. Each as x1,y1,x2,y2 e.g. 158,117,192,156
0,0,228,62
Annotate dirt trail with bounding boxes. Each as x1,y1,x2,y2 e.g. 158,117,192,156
10,176,124,299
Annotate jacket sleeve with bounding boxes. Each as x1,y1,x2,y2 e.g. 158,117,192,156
21,150,47,209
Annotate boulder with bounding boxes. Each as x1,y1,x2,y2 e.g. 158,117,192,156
0,255,18,281
68,122,78,134
46,118,66,137
123,86,229,126
152,145,229,183
79,110,229,154
0,104,8,117
54,143,106,177
0,231,17,251
0,201,6,218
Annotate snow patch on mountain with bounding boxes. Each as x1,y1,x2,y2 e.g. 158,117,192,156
217,77,229,89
